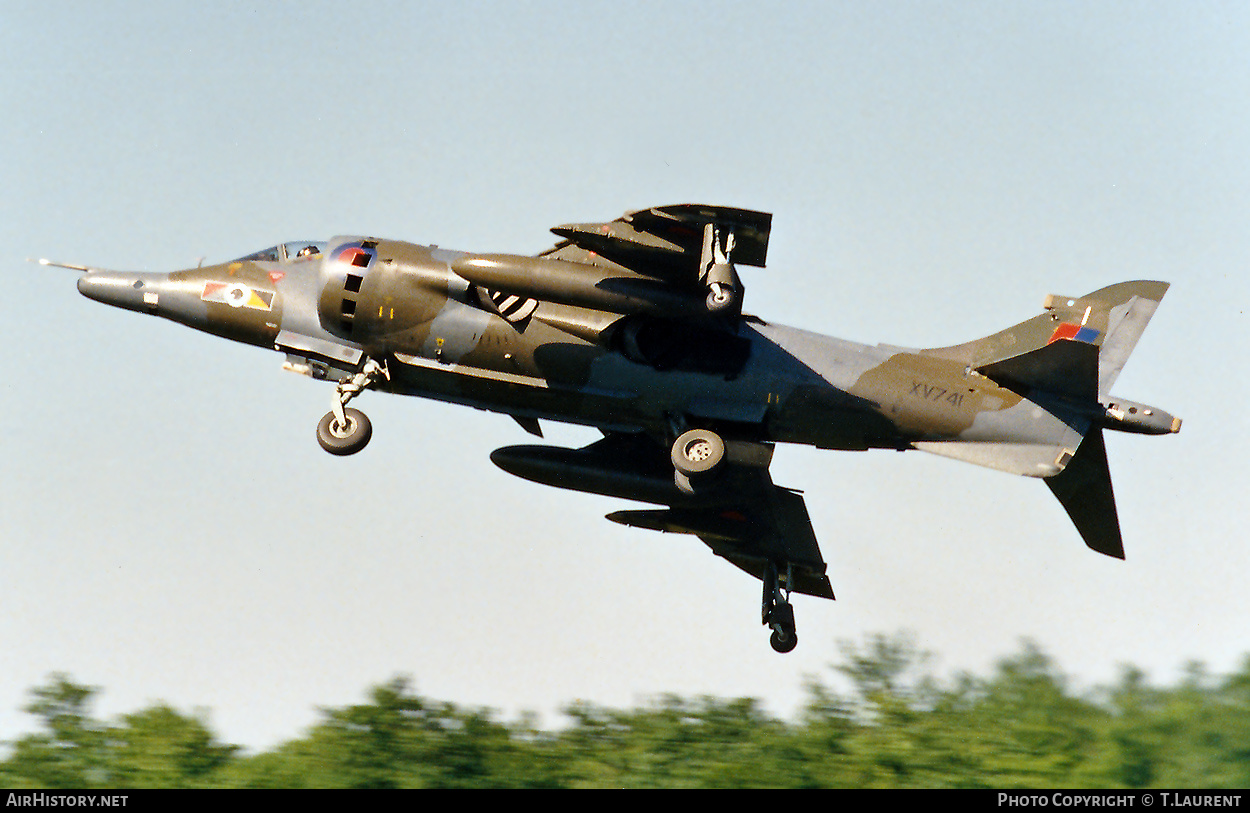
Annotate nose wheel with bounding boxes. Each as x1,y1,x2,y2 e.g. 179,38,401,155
317,408,372,455
763,561,798,653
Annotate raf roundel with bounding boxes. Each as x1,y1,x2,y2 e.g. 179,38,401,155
200,281,274,311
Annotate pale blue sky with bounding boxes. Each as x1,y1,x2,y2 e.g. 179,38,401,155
3,1,1247,750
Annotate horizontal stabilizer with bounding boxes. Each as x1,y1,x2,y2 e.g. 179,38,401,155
1044,427,1124,558
978,339,1099,401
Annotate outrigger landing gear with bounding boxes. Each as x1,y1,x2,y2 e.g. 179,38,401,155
699,221,742,316
762,561,798,653
316,358,389,456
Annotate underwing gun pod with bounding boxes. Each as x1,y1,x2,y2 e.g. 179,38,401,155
51,205,1179,653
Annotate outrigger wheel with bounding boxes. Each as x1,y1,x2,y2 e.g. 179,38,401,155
763,561,798,653
317,408,372,455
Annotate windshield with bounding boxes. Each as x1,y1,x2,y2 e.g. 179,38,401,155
283,241,326,261
235,241,327,263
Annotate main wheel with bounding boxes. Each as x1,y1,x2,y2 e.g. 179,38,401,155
671,429,726,476
317,408,372,456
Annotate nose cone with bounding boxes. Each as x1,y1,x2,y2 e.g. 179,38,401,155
78,272,165,313
77,264,283,349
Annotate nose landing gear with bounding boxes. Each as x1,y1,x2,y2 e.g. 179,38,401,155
316,358,388,456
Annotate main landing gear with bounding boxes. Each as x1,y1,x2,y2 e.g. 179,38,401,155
316,358,388,456
763,561,798,653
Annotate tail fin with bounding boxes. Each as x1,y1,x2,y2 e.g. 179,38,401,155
920,281,1172,559
925,280,1170,398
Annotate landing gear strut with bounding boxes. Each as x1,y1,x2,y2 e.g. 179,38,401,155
316,358,388,456
762,561,798,653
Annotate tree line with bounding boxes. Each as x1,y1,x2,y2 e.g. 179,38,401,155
3,634,1248,788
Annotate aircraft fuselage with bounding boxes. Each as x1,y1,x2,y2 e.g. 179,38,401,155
76,236,1067,464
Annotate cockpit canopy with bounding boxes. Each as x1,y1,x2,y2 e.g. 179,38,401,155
235,241,327,263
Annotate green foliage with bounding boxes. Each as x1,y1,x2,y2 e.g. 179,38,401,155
4,675,108,788
558,695,805,788
223,677,564,788
1,675,237,788
110,705,238,788
6,637,1250,788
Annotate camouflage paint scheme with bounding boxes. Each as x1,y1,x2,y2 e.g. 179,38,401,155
54,204,1179,652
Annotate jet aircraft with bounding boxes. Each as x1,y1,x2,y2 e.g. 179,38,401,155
46,204,1180,652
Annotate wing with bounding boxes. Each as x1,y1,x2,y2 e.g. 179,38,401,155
606,478,834,600
452,204,773,323
542,203,772,280
492,432,834,600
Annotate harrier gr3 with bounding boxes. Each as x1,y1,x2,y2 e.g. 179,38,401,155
46,204,1180,652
